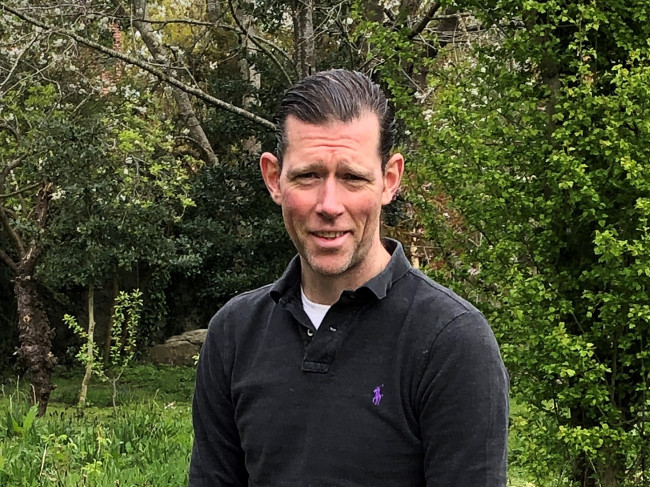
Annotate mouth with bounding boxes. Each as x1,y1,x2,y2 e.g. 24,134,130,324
312,231,347,239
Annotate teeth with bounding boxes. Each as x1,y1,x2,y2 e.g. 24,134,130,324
315,231,344,238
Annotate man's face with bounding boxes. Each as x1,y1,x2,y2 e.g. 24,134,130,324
260,112,403,287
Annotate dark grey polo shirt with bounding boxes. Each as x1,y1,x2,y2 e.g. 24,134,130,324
189,239,508,486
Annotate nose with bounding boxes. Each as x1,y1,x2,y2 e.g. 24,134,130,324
316,177,344,219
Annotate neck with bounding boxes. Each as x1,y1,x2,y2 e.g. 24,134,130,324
301,242,391,305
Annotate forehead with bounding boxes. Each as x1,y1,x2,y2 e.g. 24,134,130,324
282,112,381,158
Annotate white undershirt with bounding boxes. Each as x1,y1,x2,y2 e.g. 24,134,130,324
300,287,331,330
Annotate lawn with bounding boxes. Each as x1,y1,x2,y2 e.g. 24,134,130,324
1,365,538,486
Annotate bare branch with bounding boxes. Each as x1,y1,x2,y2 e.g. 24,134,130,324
253,34,295,68
228,0,293,86
1,2,276,131
408,2,441,39
1,154,27,187
51,14,297,70
0,54,63,101
0,182,40,200
0,121,19,141
0,246,18,272
0,205,24,257
131,16,214,27
0,33,42,93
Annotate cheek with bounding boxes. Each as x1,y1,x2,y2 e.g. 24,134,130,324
348,195,382,219
281,192,313,221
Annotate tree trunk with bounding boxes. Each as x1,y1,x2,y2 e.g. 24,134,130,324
237,5,262,154
12,185,55,416
293,0,315,79
600,463,618,487
78,284,96,408
131,0,219,166
14,272,56,416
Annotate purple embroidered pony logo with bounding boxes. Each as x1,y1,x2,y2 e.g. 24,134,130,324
372,385,383,406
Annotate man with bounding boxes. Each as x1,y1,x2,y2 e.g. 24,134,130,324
189,69,509,486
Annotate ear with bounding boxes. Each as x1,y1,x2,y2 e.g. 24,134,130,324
381,152,404,205
260,152,283,205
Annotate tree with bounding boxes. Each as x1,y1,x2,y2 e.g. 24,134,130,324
0,2,199,412
366,0,650,485
65,289,142,409
1,0,284,412
0,84,70,414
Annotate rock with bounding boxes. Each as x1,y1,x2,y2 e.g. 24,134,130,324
149,329,208,366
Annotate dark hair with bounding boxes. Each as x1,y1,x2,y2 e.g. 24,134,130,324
274,69,396,171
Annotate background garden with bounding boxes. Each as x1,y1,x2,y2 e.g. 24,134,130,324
1,0,649,485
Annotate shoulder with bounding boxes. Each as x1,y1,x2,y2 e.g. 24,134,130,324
403,270,504,368
205,283,276,345
220,283,276,314
398,267,485,330
396,271,507,385
387,268,504,372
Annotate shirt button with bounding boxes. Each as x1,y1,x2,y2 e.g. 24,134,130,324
307,329,314,337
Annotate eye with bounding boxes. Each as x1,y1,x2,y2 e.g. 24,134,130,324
297,172,319,179
342,173,367,182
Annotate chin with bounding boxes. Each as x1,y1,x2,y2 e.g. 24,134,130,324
307,258,354,278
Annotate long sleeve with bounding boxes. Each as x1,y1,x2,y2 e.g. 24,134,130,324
188,312,248,487
418,310,509,487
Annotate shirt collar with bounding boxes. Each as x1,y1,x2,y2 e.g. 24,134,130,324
269,238,411,303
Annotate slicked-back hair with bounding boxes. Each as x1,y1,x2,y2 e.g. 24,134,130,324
274,69,396,171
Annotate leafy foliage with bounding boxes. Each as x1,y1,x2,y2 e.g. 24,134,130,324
172,156,294,313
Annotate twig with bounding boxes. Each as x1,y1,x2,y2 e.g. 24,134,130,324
408,2,440,39
1,2,276,130
0,182,40,199
0,32,42,92
0,122,20,142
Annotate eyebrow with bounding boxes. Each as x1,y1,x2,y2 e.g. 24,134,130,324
285,162,324,179
338,162,375,180
285,161,376,181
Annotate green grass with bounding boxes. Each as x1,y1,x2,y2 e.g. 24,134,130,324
1,364,538,486
47,364,195,407
1,365,195,486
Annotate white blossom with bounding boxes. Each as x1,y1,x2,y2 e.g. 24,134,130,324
51,188,66,201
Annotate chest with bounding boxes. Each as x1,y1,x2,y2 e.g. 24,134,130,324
228,304,424,484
